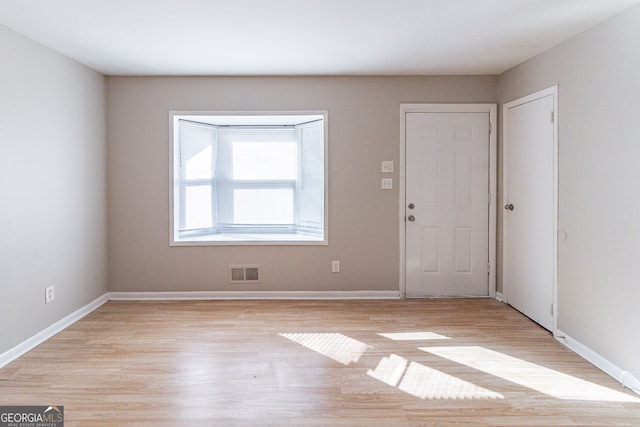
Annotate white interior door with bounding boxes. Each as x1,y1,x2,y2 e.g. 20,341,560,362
503,88,557,331
405,111,491,297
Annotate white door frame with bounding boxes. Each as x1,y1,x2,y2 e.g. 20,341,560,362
399,103,497,298
502,86,558,333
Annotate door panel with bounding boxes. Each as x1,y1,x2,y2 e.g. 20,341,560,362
454,227,472,273
503,92,556,331
405,112,490,297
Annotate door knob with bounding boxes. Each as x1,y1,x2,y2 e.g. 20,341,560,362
504,203,514,211
407,215,416,222
408,203,415,210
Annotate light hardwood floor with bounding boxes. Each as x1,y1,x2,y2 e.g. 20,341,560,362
1,299,639,426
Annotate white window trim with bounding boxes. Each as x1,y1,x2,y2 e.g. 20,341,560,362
169,111,329,246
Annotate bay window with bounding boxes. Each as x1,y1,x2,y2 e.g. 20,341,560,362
171,112,327,245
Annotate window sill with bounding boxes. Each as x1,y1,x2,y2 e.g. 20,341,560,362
171,232,326,246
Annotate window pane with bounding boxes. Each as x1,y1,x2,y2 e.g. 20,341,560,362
234,189,294,224
179,120,215,180
185,146,212,180
185,186,212,229
233,141,296,180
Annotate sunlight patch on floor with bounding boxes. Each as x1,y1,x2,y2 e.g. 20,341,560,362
367,353,504,400
367,354,408,386
378,332,451,341
279,333,370,365
421,346,640,403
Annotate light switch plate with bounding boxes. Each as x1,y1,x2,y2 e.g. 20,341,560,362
381,178,393,189
381,161,394,173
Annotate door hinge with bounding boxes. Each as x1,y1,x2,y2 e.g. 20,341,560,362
488,193,492,205
489,122,493,135
550,111,555,124
487,262,491,275
551,303,554,315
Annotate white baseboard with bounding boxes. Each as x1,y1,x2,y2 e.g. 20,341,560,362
5,292,638,399
0,293,110,369
0,291,400,368
108,290,401,301
556,329,640,396
495,292,504,302
0,290,399,369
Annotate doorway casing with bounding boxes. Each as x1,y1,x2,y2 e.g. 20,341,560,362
502,86,559,333
399,104,497,298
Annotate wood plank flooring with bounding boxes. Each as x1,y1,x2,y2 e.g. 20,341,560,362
1,299,639,426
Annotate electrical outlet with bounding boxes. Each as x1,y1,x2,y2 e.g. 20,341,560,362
45,285,55,304
331,260,341,273
381,178,393,189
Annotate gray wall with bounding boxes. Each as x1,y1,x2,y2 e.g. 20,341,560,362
107,76,497,293
498,4,640,381
0,26,108,354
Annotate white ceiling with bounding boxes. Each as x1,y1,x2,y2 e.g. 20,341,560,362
0,0,638,76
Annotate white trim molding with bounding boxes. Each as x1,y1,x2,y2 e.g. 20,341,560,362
3,290,639,400
502,85,559,334
0,293,110,369
0,290,399,369
109,290,401,301
399,103,497,298
556,329,640,396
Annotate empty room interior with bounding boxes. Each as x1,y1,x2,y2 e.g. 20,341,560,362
1,0,640,425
